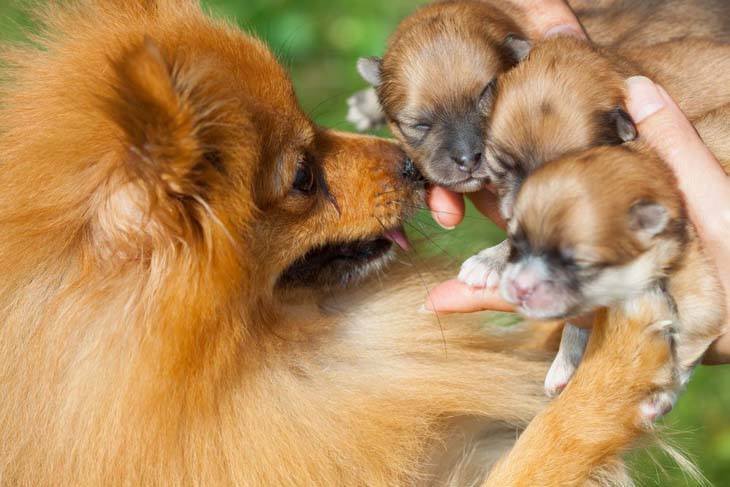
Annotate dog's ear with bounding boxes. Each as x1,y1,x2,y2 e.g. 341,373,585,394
502,34,532,64
357,57,383,87
101,37,224,253
107,37,206,196
597,106,639,145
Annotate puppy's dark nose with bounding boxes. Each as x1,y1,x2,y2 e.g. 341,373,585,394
452,151,482,172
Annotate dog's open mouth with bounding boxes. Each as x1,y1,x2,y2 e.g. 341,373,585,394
278,228,410,289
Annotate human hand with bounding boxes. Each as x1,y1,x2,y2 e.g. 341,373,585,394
625,76,730,365
426,0,586,313
507,0,588,40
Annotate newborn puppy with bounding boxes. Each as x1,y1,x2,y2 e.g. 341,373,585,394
352,0,730,291
355,0,530,192
502,140,729,415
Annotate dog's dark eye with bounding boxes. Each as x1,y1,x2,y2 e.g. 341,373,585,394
293,162,316,194
412,123,431,133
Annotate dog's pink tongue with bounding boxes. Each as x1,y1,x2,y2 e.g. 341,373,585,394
384,228,411,251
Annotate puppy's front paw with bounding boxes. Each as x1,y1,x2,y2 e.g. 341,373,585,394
458,241,510,289
346,88,386,132
544,354,575,398
544,324,590,398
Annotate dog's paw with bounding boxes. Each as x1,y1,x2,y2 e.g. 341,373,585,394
346,88,386,132
544,324,591,398
458,241,510,289
637,318,681,424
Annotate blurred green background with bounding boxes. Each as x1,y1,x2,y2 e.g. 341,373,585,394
1,0,729,484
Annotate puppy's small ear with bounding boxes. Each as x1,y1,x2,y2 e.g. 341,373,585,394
357,57,383,87
479,78,498,113
502,34,532,64
629,200,670,240
603,107,638,144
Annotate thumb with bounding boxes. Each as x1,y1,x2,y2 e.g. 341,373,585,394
625,76,729,240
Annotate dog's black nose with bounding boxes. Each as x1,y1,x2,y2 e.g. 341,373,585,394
401,157,425,184
452,151,482,172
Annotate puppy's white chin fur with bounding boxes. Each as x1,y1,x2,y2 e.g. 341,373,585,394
447,178,488,194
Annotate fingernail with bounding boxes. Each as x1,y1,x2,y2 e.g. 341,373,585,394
545,24,584,39
433,214,456,230
626,76,666,123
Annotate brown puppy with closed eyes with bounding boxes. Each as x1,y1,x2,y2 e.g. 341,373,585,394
501,105,730,417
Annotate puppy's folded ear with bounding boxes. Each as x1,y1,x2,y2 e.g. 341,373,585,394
99,37,223,254
502,34,532,64
629,200,670,242
479,78,498,113
600,107,638,144
357,57,383,87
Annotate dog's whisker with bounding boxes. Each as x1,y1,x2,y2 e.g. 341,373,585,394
390,201,498,222
375,215,448,358
403,220,460,265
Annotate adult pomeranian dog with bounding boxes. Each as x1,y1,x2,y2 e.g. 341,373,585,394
0,1,676,485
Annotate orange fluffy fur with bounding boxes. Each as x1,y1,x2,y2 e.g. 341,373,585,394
0,1,676,485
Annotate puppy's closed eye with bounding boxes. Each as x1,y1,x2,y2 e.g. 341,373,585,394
399,121,431,143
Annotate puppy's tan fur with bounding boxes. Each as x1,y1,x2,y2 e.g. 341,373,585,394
572,0,730,46
0,1,677,485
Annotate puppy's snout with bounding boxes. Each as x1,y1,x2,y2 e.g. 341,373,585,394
446,122,483,173
509,273,539,302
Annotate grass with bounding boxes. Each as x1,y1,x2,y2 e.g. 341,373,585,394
1,0,729,484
